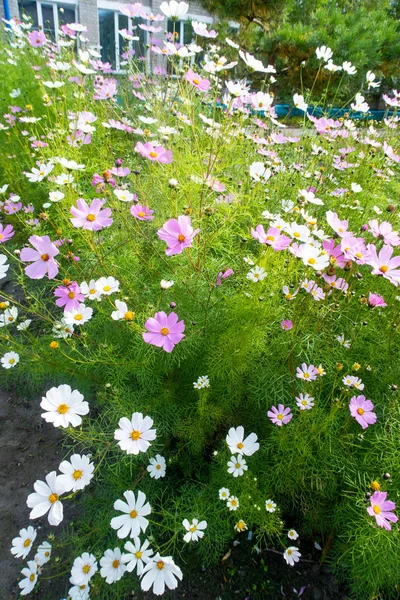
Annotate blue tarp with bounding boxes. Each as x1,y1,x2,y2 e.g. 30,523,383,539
274,104,395,120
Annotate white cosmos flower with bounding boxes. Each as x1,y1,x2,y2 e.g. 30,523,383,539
114,412,156,455
288,529,299,540
24,162,53,182
298,189,323,205
64,304,93,326
315,45,333,61
57,158,85,170
10,88,21,98
226,37,239,49
251,91,273,111
226,425,259,456
140,553,183,596
18,560,38,596
225,80,250,98
111,490,151,539
42,80,65,88
160,0,189,19
182,518,207,542
193,375,210,389
299,245,329,270
114,189,135,202
351,183,362,193
247,266,267,282
249,161,271,182
58,454,94,492
293,93,308,112
71,552,98,585
100,548,127,584
342,61,357,75
52,318,74,338
68,579,90,600
1,351,19,368
26,471,67,526
227,454,248,477
11,526,37,559
80,280,101,301
283,546,301,566
324,59,342,72
239,50,275,73
227,495,240,511
366,70,380,89
96,276,120,295
147,454,166,479
40,384,89,428
265,499,276,513
219,487,230,500
0,254,9,279
111,300,135,321
0,306,18,326
351,93,369,113
123,538,153,575
160,279,174,289
49,191,64,202
296,393,315,410
34,541,52,566
55,173,74,185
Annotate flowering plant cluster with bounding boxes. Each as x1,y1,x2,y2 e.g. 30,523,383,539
1,3,400,599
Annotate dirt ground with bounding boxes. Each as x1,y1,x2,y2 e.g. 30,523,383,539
0,387,349,600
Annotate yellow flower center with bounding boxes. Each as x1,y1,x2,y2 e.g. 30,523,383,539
137,211,145,217
74,314,83,321
379,265,388,273
156,464,161,470
308,257,316,265
68,291,76,299
157,560,165,570
130,510,138,519
124,311,134,321
178,233,186,242
266,235,275,241
237,442,244,449
149,151,158,158
112,560,120,569
23,538,31,547
86,214,96,222
89,288,96,295
373,505,381,515
130,430,141,440
29,574,35,582
287,549,293,555
135,550,142,559
160,327,169,336
357,408,365,415
237,521,245,530
193,78,200,85
0,234,3,240
103,285,111,292
235,463,241,469
57,403,69,414
277,414,284,420
230,499,237,506
302,400,307,406
41,253,49,261
48,493,58,503
371,481,381,491
9,358,15,364
82,564,91,574
303,373,309,379
73,469,83,480
190,525,197,532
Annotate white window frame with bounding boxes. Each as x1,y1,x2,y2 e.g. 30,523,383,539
36,0,77,41
98,0,149,72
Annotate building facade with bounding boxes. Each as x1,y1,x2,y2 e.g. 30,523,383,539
2,0,215,69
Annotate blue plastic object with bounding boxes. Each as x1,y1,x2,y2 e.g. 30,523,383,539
274,104,395,121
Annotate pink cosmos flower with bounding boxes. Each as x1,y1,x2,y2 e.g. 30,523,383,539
267,404,292,426
54,282,84,313
135,142,173,164
185,70,211,93
296,363,318,381
20,235,59,279
326,211,352,237
368,219,400,246
367,491,398,530
367,244,400,286
0,224,14,243
281,320,293,331
130,204,154,221
368,292,387,308
93,80,117,100
251,225,291,251
70,198,113,231
216,268,234,286
28,31,47,47
349,395,377,429
143,311,185,353
322,239,346,268
157,215,199,256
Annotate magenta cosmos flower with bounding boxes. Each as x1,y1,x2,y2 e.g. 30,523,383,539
185,69,211,92
135,142,173,164
368,292,387,308
142,311,185,353
54,282,84,312
28,30,47,47
157,215,199,256
0,224,14,243
367,244,400,286
349,395,377,429
267,404,293,426
70,198,113,231
251,225,291,251
20,235,59,279
281,319,293,331
367,491,398,530
130,204,154,221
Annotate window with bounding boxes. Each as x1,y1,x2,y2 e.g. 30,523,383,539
98,9,147,71
18,0,77,41
167,19,193,44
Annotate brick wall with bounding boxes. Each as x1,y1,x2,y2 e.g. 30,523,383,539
79,0,100,45
0,0,20,21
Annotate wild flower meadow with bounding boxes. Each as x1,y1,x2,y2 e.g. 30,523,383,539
1,2,400,598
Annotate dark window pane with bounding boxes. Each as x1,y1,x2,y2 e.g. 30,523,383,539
99,9,116,67
58,5,76,26
132,17,146,59
41,3,56,37
183,21,192,45
118,13,129,57
18,0,38,28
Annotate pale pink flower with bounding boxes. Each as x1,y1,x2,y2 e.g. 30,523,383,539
157,215,199,256
70,198,113,231
20,235,59,279
267,404,292,426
